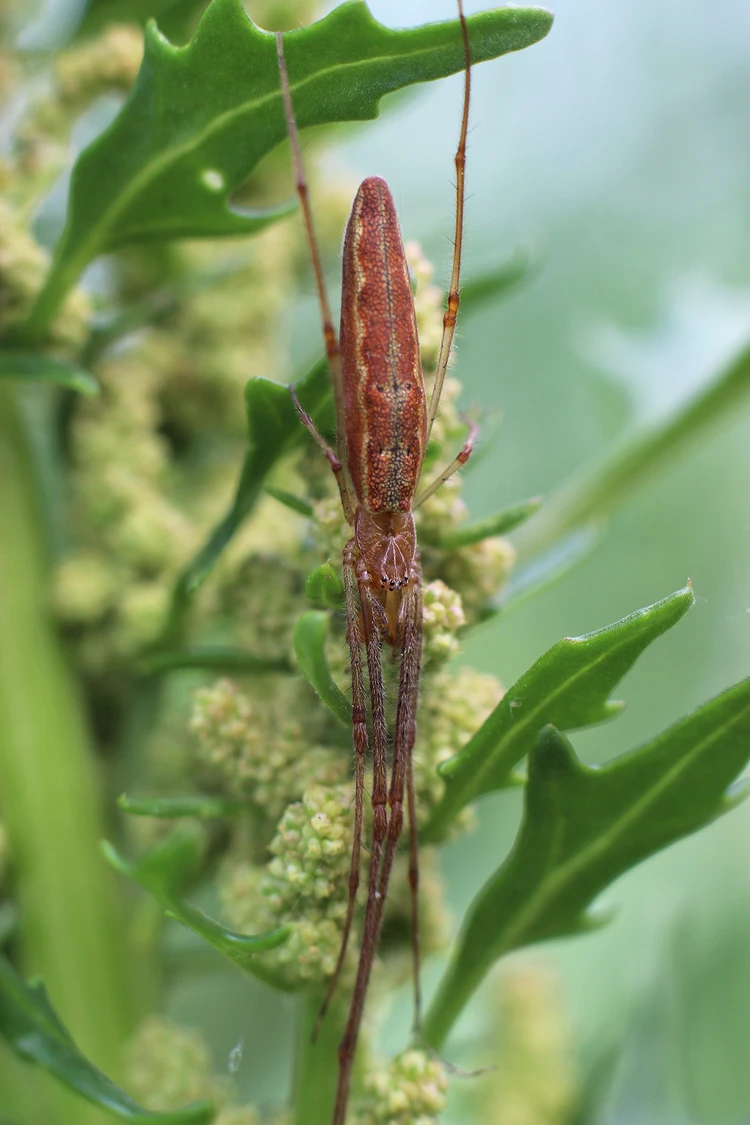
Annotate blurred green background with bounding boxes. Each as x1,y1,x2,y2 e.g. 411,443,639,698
6,0,750,1121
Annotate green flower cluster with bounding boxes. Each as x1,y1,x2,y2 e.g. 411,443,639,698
220,784,354,987
54,24,144,110
125,1015,264,1125
415,665,503,836
355,1048,448,1125
421,580,467,665
0,199,90,350
126,1015,229,1112
190,677,345,822
483,965,579,1125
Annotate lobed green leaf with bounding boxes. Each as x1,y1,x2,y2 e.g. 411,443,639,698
424,676,750,1048
422,585,695,841
27,0,553,334
104,827,289,981
0,955,213,1123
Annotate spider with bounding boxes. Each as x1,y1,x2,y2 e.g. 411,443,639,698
277,6,474,1120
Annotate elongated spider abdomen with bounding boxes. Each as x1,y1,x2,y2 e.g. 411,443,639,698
341,177,427,515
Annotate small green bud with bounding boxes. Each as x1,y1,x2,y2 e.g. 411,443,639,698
421,580,466,665
440,536,517,622
220,784,353,989
125,1016,221,1110
482,964,579,1125
415,666,503,838
306,562,345,608
356,1048,448,1125
51,552,120,625
191,679,345,820
54,25,144,110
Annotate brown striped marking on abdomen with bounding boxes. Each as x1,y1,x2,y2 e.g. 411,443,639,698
340,176,427,514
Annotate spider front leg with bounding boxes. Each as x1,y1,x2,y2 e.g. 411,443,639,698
289,387,355,525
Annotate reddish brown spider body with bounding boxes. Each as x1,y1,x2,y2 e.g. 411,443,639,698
276,8,473,1123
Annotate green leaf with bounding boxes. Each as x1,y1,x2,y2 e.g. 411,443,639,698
103,827,289,980
139,645,292,677
437,495,541,548
117,794,245,818
27,0,553,334
294,610,350,727
0,954,213,1123
265,486,315,518
305,563,345,609
424,674,750,1049
422,585,695,842
160,357,330,644
0,352,98,397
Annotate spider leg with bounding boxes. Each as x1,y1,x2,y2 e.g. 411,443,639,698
313,540,367,1037
290,388,355,525
333,572,390,1125
406,702,422,1032
277,32,356,519
376,564,423,1013
414,416,478,509
425,0,472,442
333,568,423,1125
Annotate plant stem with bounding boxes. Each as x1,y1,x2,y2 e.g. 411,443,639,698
293,991,343,1125
0,385,132,1123
515,338,750,560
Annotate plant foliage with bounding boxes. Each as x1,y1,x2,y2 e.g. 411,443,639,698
0,955,214,1124
425,677,750,1047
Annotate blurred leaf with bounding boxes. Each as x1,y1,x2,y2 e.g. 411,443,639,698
516,336,750,561
458,246,537,317
139,645,292,676
503,526,602,611
305,563,345,609
104,827,289,981
437,495,541,549
27,0,553,334
294,610,350,727
0,954,213,1123
265,486,314,518
422,585,695,842
0,904,17,947
77,0,205,41
118,794,244,818
0,352,98,397
424,674,750,1048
